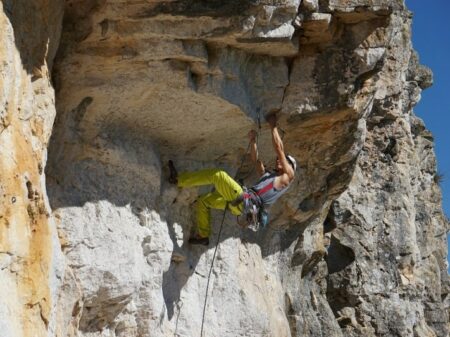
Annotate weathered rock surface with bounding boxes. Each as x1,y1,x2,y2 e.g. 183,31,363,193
0,1,64,337
0,0,448,336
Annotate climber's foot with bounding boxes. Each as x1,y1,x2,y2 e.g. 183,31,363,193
188,234,209,246
171,251,187,263
168,160,178,185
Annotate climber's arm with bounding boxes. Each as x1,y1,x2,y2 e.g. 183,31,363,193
248,130,265,176
266,115,294,181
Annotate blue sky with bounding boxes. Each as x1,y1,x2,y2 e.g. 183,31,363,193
406,0,449,268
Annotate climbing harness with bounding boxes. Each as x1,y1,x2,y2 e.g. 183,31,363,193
237,186,270,232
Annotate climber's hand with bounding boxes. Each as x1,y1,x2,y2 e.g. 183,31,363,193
248,130,257,141
266,114,277,128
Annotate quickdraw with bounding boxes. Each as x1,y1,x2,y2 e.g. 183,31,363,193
237,187,270,231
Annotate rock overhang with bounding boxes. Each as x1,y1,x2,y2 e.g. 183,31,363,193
48,0,398,223
53,1,386,152
46,3,424,333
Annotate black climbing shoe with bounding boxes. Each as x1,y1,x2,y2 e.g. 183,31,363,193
188,235,209,246
168,160,178,184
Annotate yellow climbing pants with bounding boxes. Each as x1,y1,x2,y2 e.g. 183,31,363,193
178,168,243,238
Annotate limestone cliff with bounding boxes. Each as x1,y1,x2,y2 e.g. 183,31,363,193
0,0,448,336
0,1,64,336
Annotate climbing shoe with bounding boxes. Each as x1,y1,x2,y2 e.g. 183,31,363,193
168,160,178,184
188,235,209,246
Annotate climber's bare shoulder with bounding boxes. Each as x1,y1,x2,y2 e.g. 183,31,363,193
274,172,293,190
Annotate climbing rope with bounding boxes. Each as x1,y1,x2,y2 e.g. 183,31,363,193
199,108,262,337
199,203,228,337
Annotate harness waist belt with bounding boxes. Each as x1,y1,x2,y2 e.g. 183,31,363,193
241,180,274,208
243,190,263,207
255,181,274,196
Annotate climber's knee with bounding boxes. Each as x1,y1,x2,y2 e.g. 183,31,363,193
211,169,231,185
211,170,242,201
211,169,225,178
215,169,228,177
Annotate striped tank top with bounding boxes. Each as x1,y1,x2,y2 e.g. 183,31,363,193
250,171,292,206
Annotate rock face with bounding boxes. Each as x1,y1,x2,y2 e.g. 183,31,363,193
0,1,64,337
0,1,448,337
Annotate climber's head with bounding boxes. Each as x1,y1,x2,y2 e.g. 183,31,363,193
275,154,297,173
286,154,297,172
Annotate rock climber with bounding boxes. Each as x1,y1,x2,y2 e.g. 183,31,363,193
168,114,296,246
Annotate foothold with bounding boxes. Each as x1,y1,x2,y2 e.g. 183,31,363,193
26,181,34,200
99,19,109,37
11,196,16,203
72,97,93,125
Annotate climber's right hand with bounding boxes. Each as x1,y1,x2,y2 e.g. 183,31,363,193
266,114,277,129
248,130,257,141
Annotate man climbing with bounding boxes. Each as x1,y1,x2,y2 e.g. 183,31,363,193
168,114,296,246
